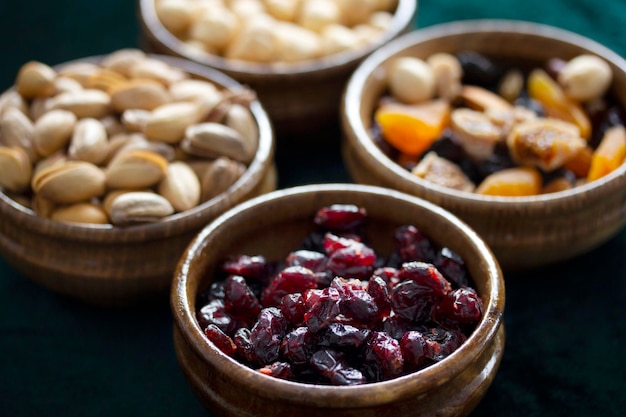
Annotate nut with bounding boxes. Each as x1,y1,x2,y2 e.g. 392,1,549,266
0,90,29,117
68,118,109,165
223,103,259,153
0,146,33,192
155,0,194,34
144,101,203,143
427,53,463,101
387,57,435,104
100,48,147,78
109,191,175,225
459,85,513,113
105,149,169,189
200,156,246,202
189,6,239,51
128,58,188,87
110,79,170,112
158,161,201,211
169,79,221,103
412,151,475,193
50,202,109,225
450,108,503,162
182,122,255,163
57,62,101,87
48,89,111,119
557,54,613,102
498,69,524,103
0,106,37,161
33,109,77,157
32,161,106,204
15,61,57,99
298,0,341,32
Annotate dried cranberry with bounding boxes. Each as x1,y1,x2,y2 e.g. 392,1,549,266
281,327,317,366
224,275,262,326
367,275,391,318
372,266,401,289
336,284,380,325
310,349,366,386
233,327,256,364
204,324,236,357
394,225,436,263
435,287,483,324
258,362,294,380
304,287,341,332
390,280,437,323
362,332,404,381
261,266,318,307
221,255,270,280
197,299,243,335
423,328,467,362
286,250,327,272
379,315,421,340
400,331,429,371
323,232,362,255
314,204,367,232
250,307,289,365
280,293,307,327
434,247,470,288
326,240,376,280
318,323,371,350
399,261,451,296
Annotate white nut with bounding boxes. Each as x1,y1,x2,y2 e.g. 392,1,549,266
298,0,341,32
274,22,322,62
427,52,463,101
189,6,239,50
388,57,435,104
557,54,613,102
155,0,194,34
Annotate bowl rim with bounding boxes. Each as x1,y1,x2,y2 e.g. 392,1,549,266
0,53,275,243
137,0,418,78
171,183,505,407
342,19,626,210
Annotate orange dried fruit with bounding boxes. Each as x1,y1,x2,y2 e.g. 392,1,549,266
476,166,542,196
527,68,591,139
374,99,450,156
564,146,593,178
587,125,626,181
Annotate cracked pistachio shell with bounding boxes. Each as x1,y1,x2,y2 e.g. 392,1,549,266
0,146,33,192
182,122,255,163
109,191,175,225
15,61,57,99
50,202,109,225
48,89,111,119
158,161,201,212
144,102,203,144
33,109,77,157
105,149,168,189
32,161,106,204
68,118,109,165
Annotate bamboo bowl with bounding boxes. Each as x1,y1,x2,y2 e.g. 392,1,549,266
137,0,418,135
0,54,276,306
171,183,505,417
341,20,626,270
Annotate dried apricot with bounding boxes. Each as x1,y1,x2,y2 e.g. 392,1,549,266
375,99,450,156
475,166,542,196
587,125,626,181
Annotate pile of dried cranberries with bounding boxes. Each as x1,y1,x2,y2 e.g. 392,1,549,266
196,204,483,385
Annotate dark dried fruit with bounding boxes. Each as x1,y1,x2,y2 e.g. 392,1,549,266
224,275,262,326
436,287,483,324
197,299,244,336
258,362,294,380
318,323,371,350
314,204,367,232
390,280,437,323
400,331,429,371
250,307,289,365
310,349,367,386
394,225,436,263
434,247,470,288
399,261,451,296
204,324,236,357
362,332,404,381
304,287,341,332
261,266,318,307
281,326,317,366
222,254,270,280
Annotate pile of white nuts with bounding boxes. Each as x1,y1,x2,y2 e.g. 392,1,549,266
0,48,259,226
155,0,398,63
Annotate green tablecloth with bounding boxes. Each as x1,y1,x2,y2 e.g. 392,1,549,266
1,1,625,416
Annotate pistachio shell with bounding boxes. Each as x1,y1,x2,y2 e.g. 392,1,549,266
121,109,151,132
100,49,147,77
0,107,37,161
105,149,168,189
169,79,221,103
109,191,175,225
223,104,259,155
68,118,109,165
201,156,245,202
182,122,254,163
32,161,106,204
50,202,109,224
110,79,170,112
144,102,203,144
0,146,33,192
85,68,127,94
48,89,111,119
128,58,188,87
57,62,101,88
158,161,201,211
0,90,29,117
53,76,84,95
33,109,77,157
15,61,57,99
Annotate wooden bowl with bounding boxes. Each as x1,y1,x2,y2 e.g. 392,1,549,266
137,0,418,135
341,20,626,270
0,54,276,306
171,183,505,417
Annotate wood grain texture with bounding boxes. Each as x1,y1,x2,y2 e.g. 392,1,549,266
136,0,418,135
171,183,505,417
0,54,276,306
341,20,626,270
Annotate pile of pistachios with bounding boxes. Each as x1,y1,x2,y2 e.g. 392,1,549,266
0,48,259,226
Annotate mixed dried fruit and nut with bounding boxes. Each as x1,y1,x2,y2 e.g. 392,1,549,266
0,49,260,226
372,51,626,196
155,0,398,64
196,204,483,385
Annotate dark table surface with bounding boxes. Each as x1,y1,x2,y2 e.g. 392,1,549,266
1,1,625,416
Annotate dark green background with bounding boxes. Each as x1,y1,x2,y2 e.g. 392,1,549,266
1,1,625,416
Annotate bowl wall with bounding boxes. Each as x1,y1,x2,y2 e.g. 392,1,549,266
341,20,626,269
171,183,505,417
0,54,276,306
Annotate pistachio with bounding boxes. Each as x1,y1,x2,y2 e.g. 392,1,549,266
110,79,170,112
32,161,106,204
557,54,613,102
507,118,586,172
450,108,503,162
33,109,77,157
104,133,148,164
0,90,29,117
50,202,109,225
29,97,53,121
115,136,176,162
100,115,126,137
223,103,259,152
0,146,33,192
48,89,111,119
121,109,151,132
144,101,203,143
0,107,37,161
388,57,435,104
109,191,175,225
129,58,188,86
68,118,109,165
57,62,101,87
33,151,68,179
32,194,56,218
182,122,254,163
155,0,194,34
201,156,246,202
99,49,147,78
158,161,201,211
169,79,221,103
85,68,128,94
15,61,57,99
53,76,84,94
412,151,475,193
105,149,168,189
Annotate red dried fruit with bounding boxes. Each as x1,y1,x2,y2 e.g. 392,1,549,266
399,261,451,296
362,332,404,381
197,299,244,335
310,349,367,386
258,362,294,380
400,331,429,371
286,249,327,272
326,240,376,280
390,280,437,322
280,293,308,327
304,287,341,333
434,247,469,288
423,328,467,362
204,324,236,357
323,232,362,255
367,275,391,318
261,266,318,307
394,225,436,263
372,267,401,289
332,279,380,325
280,327,317,366
250,307,289,365
435,287,483,324
318,322,371,349
221,254,270,280
233,327,256,364
224,275,262,326
314,204,367,232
